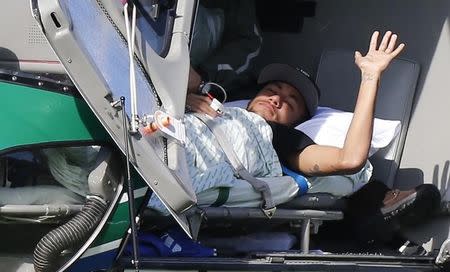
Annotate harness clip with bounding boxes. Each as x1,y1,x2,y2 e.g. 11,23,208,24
142,110,186,145
262,206,277,219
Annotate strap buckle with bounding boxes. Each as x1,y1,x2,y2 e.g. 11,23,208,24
262,206,277,219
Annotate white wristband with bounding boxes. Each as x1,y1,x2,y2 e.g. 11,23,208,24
210,98,224,114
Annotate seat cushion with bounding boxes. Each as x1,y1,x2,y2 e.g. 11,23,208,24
197,176,299,208
278,193,348,211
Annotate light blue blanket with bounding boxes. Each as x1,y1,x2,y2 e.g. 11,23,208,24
148,107,282,213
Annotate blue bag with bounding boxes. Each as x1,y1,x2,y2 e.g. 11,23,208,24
125,227,216,257
282,165,309,196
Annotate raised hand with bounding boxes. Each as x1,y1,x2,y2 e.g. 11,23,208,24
355,31,405,76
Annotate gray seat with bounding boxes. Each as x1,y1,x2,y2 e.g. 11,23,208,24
316,49,420,187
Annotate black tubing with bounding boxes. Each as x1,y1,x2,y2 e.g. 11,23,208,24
33,195,107,272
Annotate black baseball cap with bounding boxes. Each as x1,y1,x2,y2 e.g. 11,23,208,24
257,63,321,117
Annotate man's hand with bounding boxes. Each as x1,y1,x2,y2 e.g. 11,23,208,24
188,66,202,93
186,67,219,117
355,31,405,77
186,93,219,118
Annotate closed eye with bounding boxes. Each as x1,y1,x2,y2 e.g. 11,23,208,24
263,85,277,96
284,95,296,108
272,82,283,92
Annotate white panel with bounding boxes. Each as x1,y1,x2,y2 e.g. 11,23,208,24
0,0,63,73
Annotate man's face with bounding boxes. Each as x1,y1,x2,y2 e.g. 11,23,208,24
247,81,308,126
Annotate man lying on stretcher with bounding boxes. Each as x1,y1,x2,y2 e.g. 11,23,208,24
148,31,440,238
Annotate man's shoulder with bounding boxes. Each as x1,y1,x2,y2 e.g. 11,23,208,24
270,122,316,145
268,122,296,133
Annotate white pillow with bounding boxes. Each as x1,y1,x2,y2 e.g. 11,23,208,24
225,100,401,157
225,100,250,108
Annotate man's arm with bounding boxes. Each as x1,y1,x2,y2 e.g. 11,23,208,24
288,31,405,176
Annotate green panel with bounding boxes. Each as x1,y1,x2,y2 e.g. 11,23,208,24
0,82,109,152
91,174,149,247
91,195,147,247
92,199,131,247
132,169,148,189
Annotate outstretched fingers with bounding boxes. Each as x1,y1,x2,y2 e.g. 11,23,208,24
369,30,405,57
391,43,406,58
368,31,380,52
385,33,398,53
357,30,406,74
378,31,392,51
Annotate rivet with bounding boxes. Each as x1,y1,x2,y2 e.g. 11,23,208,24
11,76,17,81
67,58,72,63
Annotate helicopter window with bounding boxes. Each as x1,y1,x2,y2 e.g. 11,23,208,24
133,0,177,57
0,146,102,206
